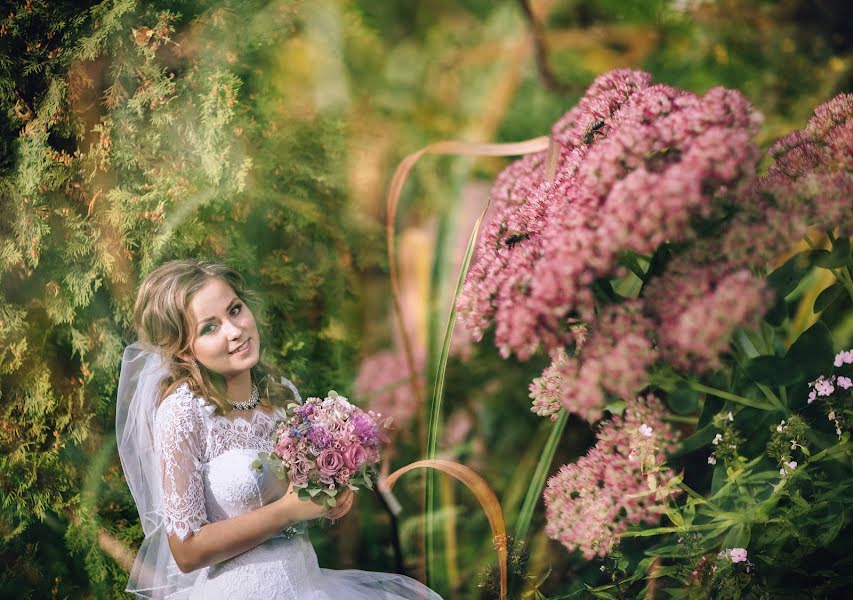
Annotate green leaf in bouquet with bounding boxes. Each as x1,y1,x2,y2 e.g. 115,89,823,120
810,236,851,269
270,461,287,481
250,459,263,471
666,381,698,415
814,282,845,313
768,251,813,298
307,487,321,497
325,495,337,507
323,487,338,497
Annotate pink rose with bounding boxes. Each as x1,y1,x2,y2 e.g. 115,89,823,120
288,456,311,486
317,448,344,477
343,444,367,471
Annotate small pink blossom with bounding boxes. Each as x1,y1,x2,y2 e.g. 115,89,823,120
834,349,853,367
838,376,852,390
780,460,798,476
728,548,748,563
814,377,835,397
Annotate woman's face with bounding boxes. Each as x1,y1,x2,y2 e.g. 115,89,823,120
182,277,260,379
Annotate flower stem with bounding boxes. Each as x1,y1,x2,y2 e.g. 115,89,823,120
678,481,721,513
662,414,699,425
689,382,775,411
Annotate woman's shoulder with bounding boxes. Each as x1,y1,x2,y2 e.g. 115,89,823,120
155,382,207,429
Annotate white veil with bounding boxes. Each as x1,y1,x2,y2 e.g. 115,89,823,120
116,341,201,599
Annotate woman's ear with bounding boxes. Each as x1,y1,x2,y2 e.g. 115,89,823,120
177,352,194,364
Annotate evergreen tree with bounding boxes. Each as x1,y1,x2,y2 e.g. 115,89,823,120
1,2,361,596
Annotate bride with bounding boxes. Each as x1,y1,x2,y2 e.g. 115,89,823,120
117,258,442,599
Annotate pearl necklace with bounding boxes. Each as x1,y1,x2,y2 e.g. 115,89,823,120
230,382,260,410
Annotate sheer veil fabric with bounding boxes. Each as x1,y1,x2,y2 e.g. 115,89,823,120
117,342,201,598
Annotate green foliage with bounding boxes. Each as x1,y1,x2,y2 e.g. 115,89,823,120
1,1,362,595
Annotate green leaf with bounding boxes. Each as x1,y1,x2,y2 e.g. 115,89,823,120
811,237,851,269
814,282,844,313
250,459,263,471
768,251,813,297
720,523,750,550
673,424,717,457
744,355,799,386
785,320,835,384
765,294,788,326
667,381,699,415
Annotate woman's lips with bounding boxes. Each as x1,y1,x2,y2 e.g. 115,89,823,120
230,338,251,355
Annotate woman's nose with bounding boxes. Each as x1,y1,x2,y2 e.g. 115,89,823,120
222,319,242,338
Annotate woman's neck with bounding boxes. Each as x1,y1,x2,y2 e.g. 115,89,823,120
224,369,253,406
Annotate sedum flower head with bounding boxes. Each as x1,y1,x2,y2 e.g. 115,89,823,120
458,69,762,361
543,395,679,558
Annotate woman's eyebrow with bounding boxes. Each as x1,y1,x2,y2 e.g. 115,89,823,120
197,297,239,327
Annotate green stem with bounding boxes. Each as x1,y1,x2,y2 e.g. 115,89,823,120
513,409,569,542
678,481,721,513
662,414,699,425
689,382,775,411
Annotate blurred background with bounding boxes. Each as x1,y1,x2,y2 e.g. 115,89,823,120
0,0,850,597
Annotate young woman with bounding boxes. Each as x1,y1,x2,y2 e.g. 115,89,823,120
116,259,441,599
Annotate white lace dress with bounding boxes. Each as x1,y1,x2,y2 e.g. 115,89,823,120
154,381,442,600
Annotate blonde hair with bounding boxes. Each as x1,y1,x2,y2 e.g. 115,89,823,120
132,258,295,413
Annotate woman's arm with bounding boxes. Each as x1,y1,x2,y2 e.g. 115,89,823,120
168,486,354,573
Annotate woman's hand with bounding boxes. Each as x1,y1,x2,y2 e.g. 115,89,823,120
274,485,355,525
274,485,331,523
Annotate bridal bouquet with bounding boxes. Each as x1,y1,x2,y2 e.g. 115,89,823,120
255,391,386,509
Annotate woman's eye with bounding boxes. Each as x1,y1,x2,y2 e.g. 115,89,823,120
230,303,242,316
201,324,215,335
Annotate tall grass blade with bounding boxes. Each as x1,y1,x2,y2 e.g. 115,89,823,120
513,409,569,543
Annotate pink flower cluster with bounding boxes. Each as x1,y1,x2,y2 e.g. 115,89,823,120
354,349,425,436
807,349,853,404
721,93,852,270
529,301,657,422
643,250,772,372
270,392,383,507
543,395,679,558
458,69,762,361
461,72,851,421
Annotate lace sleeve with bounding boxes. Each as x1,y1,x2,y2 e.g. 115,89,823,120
154,386,209,541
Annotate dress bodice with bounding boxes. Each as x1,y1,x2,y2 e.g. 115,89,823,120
154,381,302,540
